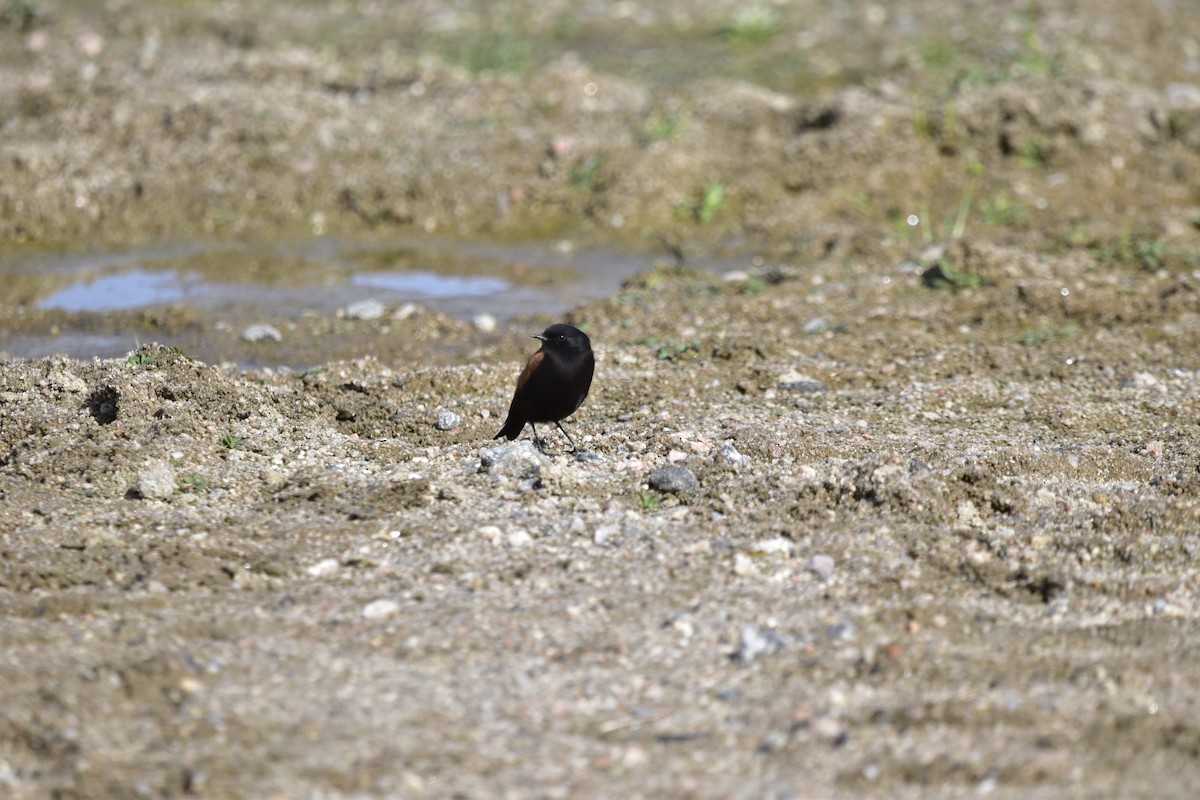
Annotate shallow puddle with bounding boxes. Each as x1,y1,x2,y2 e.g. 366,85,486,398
1,235,748,366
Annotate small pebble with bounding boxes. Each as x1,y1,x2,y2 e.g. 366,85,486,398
778,371,829,393
733,553,758,576
435,411,462,431
393,303,419,320
77,31,104,57
306,558,339,578
648,465,698,494
473,313,497,333
803,317,831,334
593,524,619,545
813,716,845,742
1124,371,1158,389
507,529,533,547
825,621,856,641
242,323,282,343
362,599,401,620
345,299,385,320
751,538,793,556
734,625,788,663
135,461,176,500
717,440,749,468
806,554,836,579
481,442,547,479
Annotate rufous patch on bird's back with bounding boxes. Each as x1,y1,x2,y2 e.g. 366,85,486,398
516,351,544,392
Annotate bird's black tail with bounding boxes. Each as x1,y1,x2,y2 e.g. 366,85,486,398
495,416,524,441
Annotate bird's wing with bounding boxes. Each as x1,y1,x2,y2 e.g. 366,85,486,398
515,351,545,393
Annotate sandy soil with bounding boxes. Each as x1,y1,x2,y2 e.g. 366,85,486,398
3,1,1200,798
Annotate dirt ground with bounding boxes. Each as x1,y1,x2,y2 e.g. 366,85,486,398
3,1,1200,798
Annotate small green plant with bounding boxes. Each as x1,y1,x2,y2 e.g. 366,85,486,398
445,7,534,76
637,491,661,512
655,341,701,361
1012,29,1053,78
450,34,531,75
179,474,209,494
919,39,960,70
220,434,247,450
127,351,157,366
981,191,1025,227
922,258,982,291
0,0,43,32
641,272,668,290
643,111,686,141
1130,237,1167,271
570,154,604,192
1020,138,1049,169
739,276,770,296
1093,232,1173,271
676,182,726,224
920,12,1059,92
719,1,782,44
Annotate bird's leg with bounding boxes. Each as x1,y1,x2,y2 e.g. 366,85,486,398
529,423,547,453
554,421,578,452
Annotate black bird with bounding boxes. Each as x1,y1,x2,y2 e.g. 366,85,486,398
495,323,594,452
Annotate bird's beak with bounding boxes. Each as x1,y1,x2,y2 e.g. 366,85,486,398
531,334,547,342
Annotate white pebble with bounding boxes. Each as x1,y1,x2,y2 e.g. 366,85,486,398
242,323,282,343
751,538,794,556
306,558,340,578
435,412,461,431
393,302,419,320
135,461,176,500
806,554,835,579
345,299,385,320
593,524,619,545
717,440,749,468
362,599,401,619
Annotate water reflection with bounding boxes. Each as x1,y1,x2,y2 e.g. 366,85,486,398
349,271,508,297
40,269,187,312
